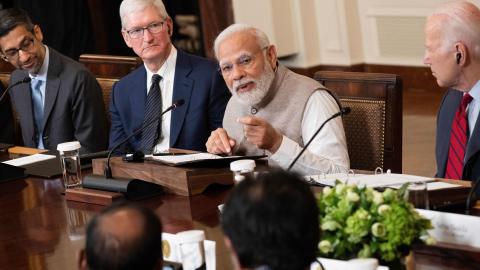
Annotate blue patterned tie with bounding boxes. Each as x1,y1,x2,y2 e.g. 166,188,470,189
31,78,44,148
141,74,163,154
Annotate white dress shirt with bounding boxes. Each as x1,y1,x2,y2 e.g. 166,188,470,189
144,46,177,153
467,80,480,136
269,90,350,175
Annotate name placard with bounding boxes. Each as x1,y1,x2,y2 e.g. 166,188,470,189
417,209,480,248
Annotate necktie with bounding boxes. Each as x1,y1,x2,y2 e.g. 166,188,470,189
31,78,44,148
445,93,473,180
141,74,163,154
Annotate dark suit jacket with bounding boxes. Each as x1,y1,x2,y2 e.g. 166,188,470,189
436,89,480,180
109,49,230,152
9,47,108,153
0,82,15,143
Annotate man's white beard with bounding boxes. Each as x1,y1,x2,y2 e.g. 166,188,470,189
231,63,275,107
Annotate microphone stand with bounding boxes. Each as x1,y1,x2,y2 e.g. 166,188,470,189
0,77,32,103
287,107,351,171
104,99,185,178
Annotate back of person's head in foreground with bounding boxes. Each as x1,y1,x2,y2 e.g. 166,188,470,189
221,170,320,270
78,202,163,270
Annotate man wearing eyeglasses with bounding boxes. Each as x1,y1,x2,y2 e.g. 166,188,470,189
110,0,230,154
206,24,349,175
0,8,107,153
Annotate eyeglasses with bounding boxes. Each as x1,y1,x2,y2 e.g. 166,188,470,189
125,21,166,39
1,37,35,61
219,46,269,76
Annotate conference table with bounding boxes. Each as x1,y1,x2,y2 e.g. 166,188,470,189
1,154,480,269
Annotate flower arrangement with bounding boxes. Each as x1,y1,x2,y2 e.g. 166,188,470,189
317,182,435,262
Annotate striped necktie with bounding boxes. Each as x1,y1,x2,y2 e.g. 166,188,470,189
445,93,473,180
31,78,44,148
141,74,163,154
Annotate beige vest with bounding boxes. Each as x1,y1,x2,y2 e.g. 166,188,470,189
223,65,331,156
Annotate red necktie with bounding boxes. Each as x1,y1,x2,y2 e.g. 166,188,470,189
445,93,473,180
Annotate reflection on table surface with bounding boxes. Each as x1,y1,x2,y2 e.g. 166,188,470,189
0,173,233,270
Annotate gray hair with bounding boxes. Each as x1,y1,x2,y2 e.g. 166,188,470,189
429,1,480,58
214,23,270,59
119,0,169,29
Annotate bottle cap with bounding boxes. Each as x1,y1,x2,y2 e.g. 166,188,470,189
230,159,255,172
57,141,81,152
176,230,205,244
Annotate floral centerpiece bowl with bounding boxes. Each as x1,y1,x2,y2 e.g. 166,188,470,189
317,182,435,266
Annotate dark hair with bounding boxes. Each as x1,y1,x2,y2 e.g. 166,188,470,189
85,202,163,270
221,170,320,270
0,8,34,38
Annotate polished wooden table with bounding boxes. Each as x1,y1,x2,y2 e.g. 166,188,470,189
0,171,234,269
1,166,480,269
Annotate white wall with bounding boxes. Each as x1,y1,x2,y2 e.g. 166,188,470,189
231,0,480,68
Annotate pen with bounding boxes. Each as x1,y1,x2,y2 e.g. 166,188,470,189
153,152,189,156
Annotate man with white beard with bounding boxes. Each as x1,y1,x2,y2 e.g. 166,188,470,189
206,24,349,175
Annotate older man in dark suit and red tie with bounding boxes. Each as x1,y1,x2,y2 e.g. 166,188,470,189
424,1,480,181
109,0,230,154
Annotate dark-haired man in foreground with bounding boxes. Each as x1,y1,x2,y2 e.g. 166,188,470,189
222,171,320,270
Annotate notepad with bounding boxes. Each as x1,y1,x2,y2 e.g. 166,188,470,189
146,153,266,167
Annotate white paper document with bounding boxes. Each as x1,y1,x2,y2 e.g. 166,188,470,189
149,153,229,165
2,154,56,167
304,173,461,190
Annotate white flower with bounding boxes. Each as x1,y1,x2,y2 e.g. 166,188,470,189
321,220,340,231
335,183,346,195
371,222,386,238
323,186,332,196
346,190,360,202
318,240,333,254
373,190,384,205
378,204,391,215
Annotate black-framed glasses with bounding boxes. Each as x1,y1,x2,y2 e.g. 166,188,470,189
218,46,269,76
1,37,35,61
125,21,166,39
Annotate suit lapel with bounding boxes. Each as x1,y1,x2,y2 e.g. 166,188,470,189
438,90,461,170
14,79,35,145
130,67,147,130
42,48,61,129
170,51,193,146
466,100,480,162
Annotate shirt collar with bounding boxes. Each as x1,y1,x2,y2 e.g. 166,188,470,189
29,45,49,82
468,80,480,101
145,45,177,79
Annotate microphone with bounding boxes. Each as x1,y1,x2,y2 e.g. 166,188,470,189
466,176,480,214
287,106,351,171
104,99,185,178
0,77,32,103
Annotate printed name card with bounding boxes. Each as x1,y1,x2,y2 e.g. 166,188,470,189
417,209,480,248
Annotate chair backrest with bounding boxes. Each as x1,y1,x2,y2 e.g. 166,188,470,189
96,77,119,128
0,72,10,88
314,71,403,173
79,54,142,78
